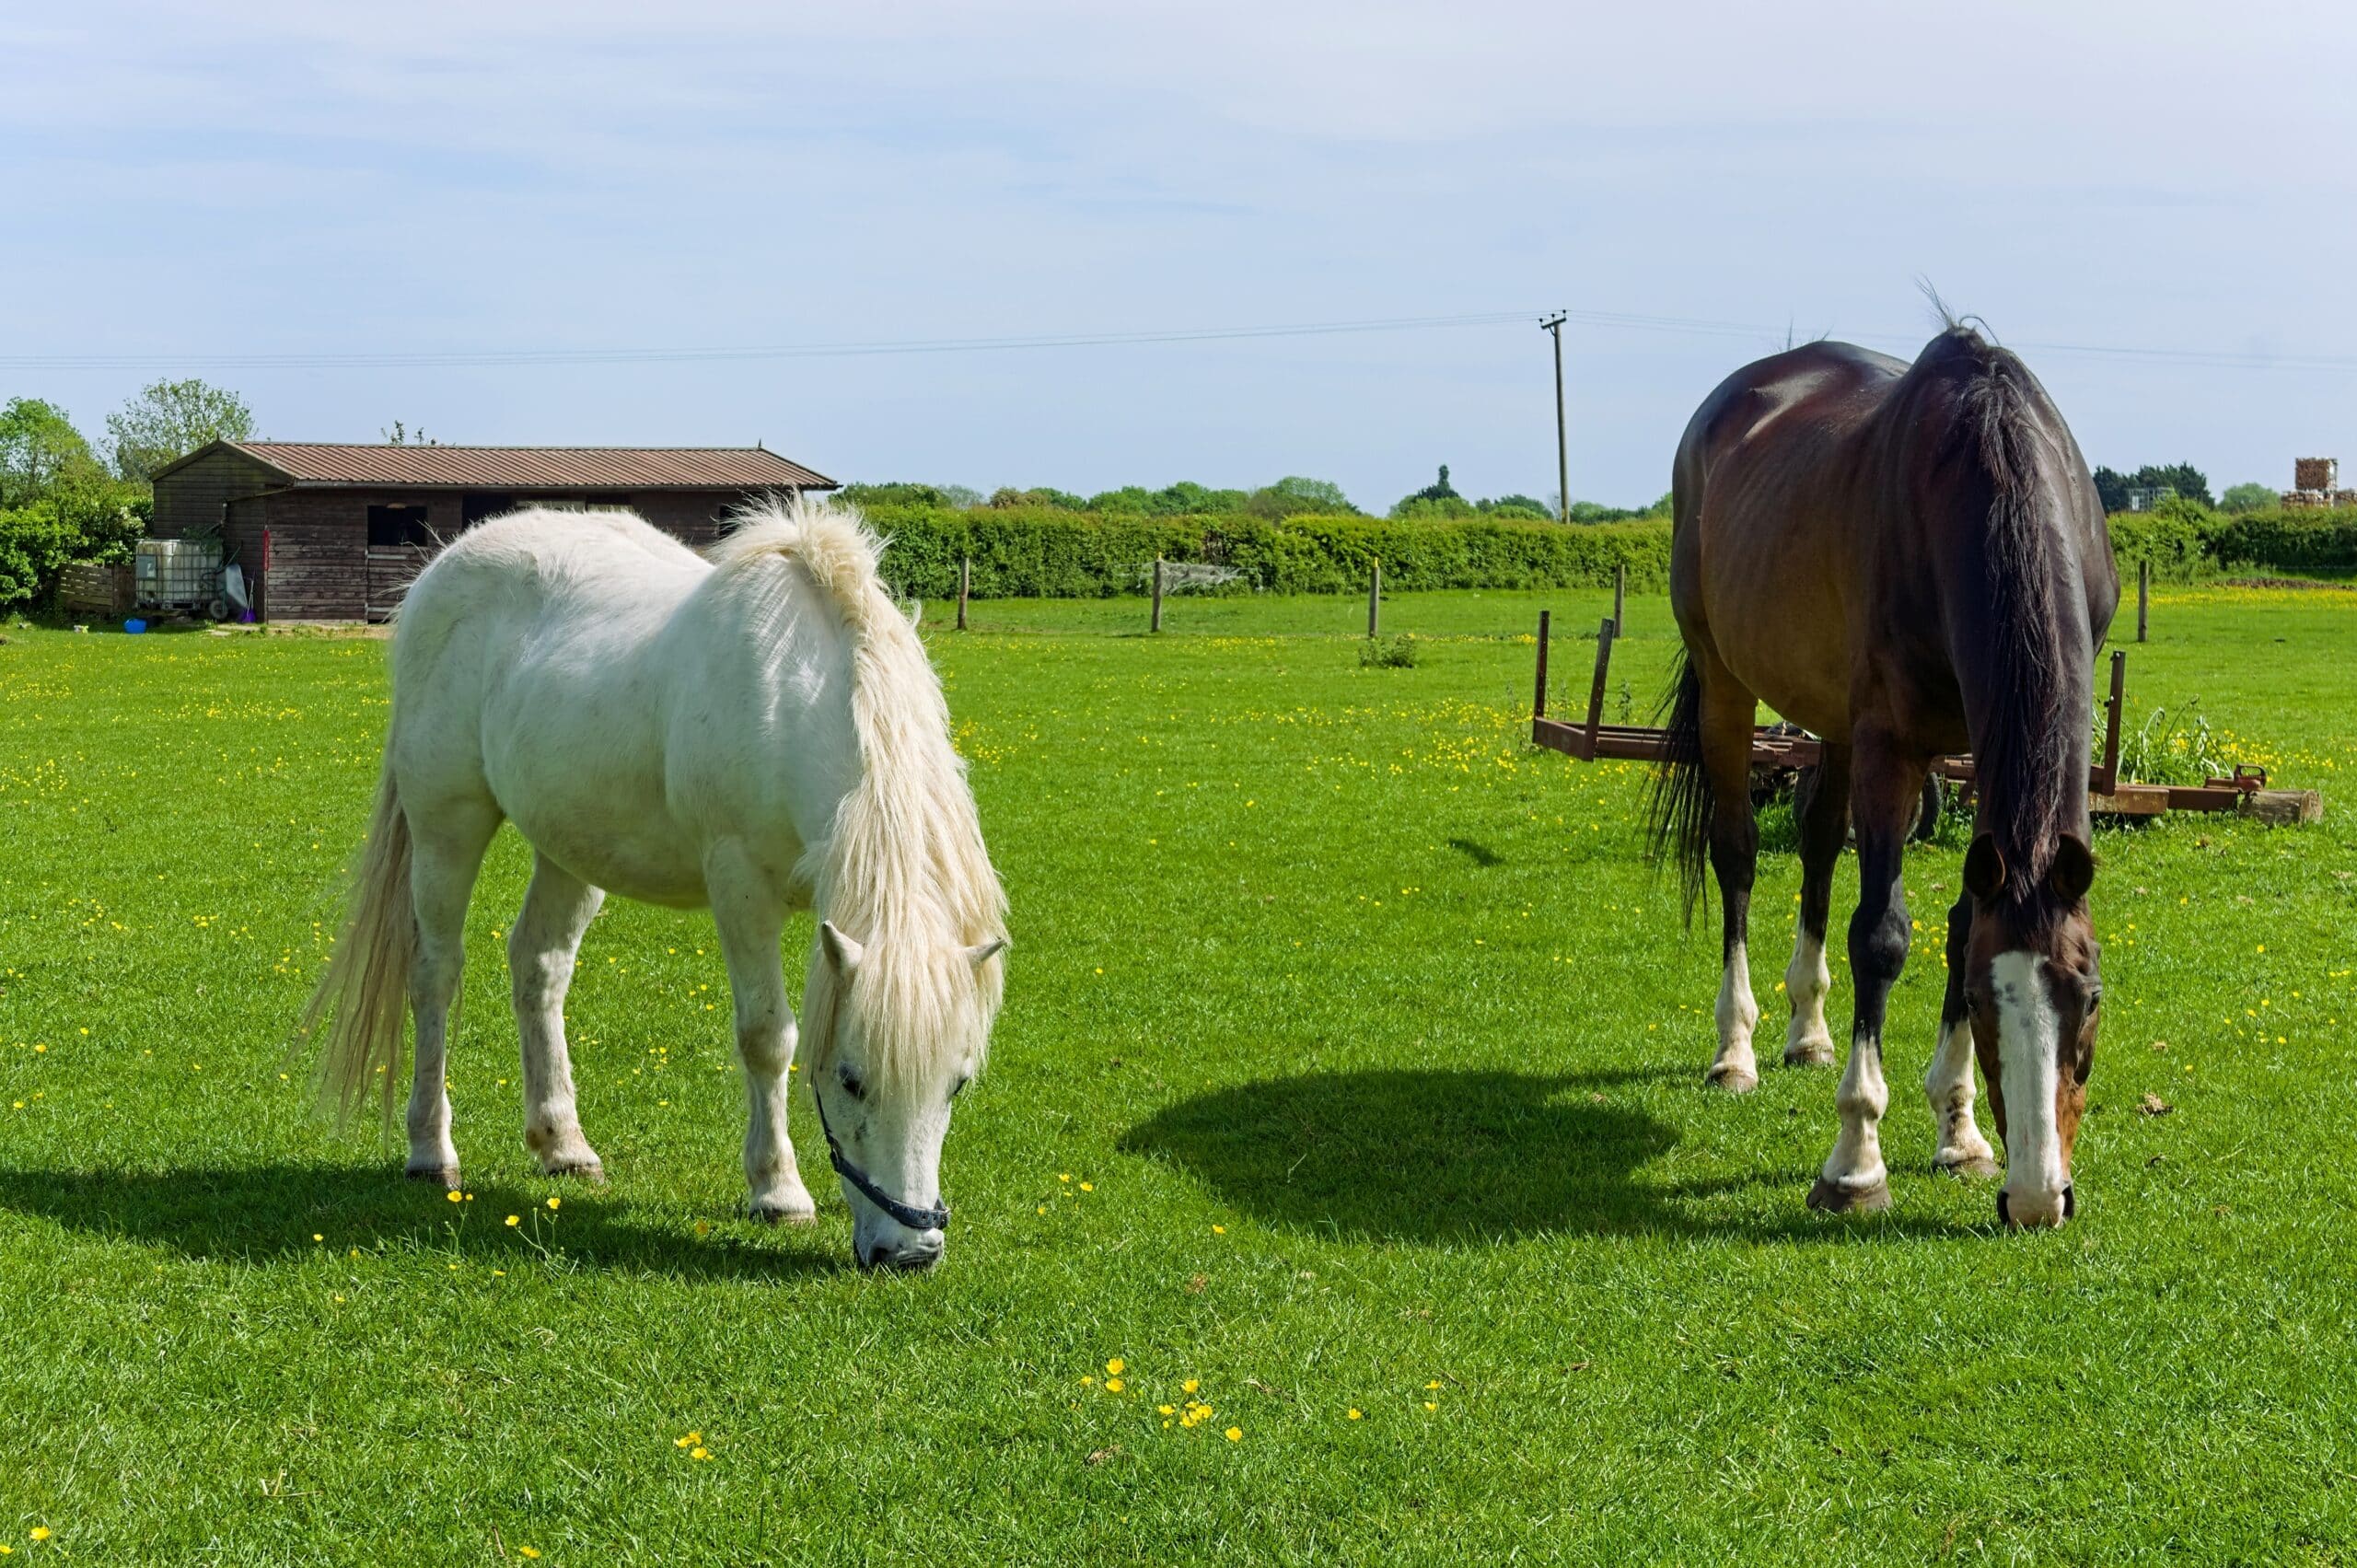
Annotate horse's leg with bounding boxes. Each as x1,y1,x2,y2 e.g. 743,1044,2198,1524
1925,889,2000,1178
510,853,607,1179
1698,664,1764,1092
404,800,499,1188
703,845,816,1225
1782,745,1851,1068
1808,734,1925,1214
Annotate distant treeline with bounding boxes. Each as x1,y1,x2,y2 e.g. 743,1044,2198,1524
843,465,1672,526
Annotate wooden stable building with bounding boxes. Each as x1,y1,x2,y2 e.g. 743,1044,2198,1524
147,442,838,621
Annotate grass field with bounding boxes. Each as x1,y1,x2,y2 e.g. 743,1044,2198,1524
4,586,2355,1564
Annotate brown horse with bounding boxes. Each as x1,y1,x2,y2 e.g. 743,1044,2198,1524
1653,322,2117,1228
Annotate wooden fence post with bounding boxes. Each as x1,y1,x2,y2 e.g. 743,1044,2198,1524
958,556,970,632
1152,557,1164,633
1368,560,1381,638
1612,562,1626,635
2136,559,2149,644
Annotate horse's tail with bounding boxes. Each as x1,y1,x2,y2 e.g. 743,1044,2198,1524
1645,650,1714,927
301,758,416,1124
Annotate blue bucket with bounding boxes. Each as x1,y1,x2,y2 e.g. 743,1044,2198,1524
123,619,147,634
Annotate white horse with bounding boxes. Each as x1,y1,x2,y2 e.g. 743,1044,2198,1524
303,497,1007,1270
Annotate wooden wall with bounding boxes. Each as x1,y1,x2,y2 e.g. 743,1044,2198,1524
240,488,773,621
151,449,278,541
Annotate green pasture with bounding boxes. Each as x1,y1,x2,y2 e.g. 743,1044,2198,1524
1,586,2353,1564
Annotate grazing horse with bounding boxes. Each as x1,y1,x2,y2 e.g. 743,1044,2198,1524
1652,322,2117,1228
304,498,1008,1270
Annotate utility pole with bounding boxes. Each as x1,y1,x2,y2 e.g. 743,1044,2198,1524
1540,312,1569,524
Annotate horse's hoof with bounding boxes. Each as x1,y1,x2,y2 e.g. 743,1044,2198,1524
1703,1064,1759,1094
1933,1153,2001,1181
406,1164,462,1190
1806,1175,1892,1214
748,1202,818,1227
544,1158,607,1184
1782,1040,1837,1068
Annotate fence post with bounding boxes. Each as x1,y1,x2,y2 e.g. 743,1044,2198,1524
1368,559,1381,638
958,556,970,632
2136,559,2149,643
1612,562,1626,635
1533,610,1551,719
1152,557,1164,633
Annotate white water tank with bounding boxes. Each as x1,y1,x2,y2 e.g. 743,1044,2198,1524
134,538,223,611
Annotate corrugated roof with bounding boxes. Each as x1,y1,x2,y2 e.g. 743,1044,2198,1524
169,441,836,491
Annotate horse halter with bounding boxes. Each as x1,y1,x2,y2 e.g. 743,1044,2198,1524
804,975,951,1235
810,1085,952,1234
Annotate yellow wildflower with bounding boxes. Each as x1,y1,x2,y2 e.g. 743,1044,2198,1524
1225,1427,1242,1442
546,1197,561,1210
1106,1358,1124,1376
446,1191,462,1203
505,1214,520,1227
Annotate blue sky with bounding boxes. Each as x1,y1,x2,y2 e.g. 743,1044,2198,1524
5,2,2353,509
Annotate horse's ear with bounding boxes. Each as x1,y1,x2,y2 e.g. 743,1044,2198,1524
820,921,865,974
2048,833,2096,904
965,938,1008,968
1963,834,2005,901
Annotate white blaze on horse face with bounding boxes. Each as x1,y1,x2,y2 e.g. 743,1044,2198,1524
1990,951,2070,1225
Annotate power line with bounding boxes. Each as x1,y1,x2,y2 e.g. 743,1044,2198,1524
0,310,1548,372
5,304,2352,376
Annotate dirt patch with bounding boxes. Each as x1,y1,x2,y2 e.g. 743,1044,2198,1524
2221,575,2357,592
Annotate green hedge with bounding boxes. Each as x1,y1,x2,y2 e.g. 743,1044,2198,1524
859,503,1672,599
840,498,2357,602
2105,501,2357,582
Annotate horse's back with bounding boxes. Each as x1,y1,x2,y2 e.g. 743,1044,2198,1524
387,508,720,900
1671,342,1905,733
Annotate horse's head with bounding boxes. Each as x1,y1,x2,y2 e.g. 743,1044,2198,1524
1960,832,2100,1228
807,921,1006,1271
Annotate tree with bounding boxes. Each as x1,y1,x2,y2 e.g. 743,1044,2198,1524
2220,482,2277,514
2092,466,2130,514
1245,476,1357,518
1389,465,1462,517
2093,462,2214,512
0,399,98,508
105,378,255,482
2140,463,2212,509
1477,494,1552,520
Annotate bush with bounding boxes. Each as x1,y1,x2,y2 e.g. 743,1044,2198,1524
1359,633,1420,669
0,502,86,607
2204,507,2357,578
2104,499,2219,584
853,502,1673,599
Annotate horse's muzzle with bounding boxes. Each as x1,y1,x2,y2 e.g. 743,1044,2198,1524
860,1234,946,1272
1997,1184,2074,1229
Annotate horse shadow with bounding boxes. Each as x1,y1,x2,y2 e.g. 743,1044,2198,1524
0,1165,843,1282
1120,1067,1982,1244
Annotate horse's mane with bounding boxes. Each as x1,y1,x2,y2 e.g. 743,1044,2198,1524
1917,320,2083,922
711,494,1008,1086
